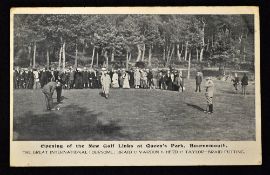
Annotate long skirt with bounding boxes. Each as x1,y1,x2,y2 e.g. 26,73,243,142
134,77,140,86
123,78,130,89
112,77,119,88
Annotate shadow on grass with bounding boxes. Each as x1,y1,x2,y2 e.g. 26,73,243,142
99,91,105,97
186,103,205,112
52,96,68,104
13,104,127,141
60,96,68,101
219,89,253,95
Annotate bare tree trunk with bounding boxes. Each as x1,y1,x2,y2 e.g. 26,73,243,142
96,52,99,67
196,48,199,61
206,39,209,51
82,40,85,60
166,44,171,62
128,52,131,61
91,46,95,68
188,51,191,79
111,47,115,62
199,20,205,62
126,51,129,70
33,42,36,68
75,44,78,68
211,35,214,47
28,45,32,67
46,49,50,68
62,42,66,69
141,44,145,61
166,45,174,66
180,44,183,60
199,47,204,62
136,44,141,62
184,41,188,61
243,46,246,62
169,44,175,61
176,44,181,61
163,46,166,60
239,34,243,44
104,50,108,68
148,45,152,66
58,46,62,69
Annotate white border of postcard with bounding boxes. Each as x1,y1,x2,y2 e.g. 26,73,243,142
10,6,261,166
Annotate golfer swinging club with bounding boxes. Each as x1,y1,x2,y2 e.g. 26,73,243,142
42,79,57,111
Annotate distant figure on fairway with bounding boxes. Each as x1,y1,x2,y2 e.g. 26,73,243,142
204,77,214,114
101,69,111,99
232,73,240,92
42,80,57,111
55,79,62,103
241,73,249,96
175,71,184,92
195,72,203,92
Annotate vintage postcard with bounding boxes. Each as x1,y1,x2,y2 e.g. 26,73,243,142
10,6,261,166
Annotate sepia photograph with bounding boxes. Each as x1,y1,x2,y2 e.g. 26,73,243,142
10,7,261,166
12,12,256,141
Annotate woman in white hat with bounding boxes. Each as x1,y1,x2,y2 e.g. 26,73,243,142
204,77,214,114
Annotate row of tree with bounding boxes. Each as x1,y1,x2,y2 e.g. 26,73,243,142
14,14,254,70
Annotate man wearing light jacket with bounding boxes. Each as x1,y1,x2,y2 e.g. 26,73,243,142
204,77,214,114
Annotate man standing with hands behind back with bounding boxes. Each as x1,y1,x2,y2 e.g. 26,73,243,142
204,77,214,114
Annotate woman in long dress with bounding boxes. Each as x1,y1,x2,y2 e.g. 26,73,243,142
111,71,119,88
119,69,125,88
141,70,148,89
122,71,130,89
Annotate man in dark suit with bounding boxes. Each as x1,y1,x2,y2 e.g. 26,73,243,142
14,67,20,89
55,79,62,103
195,72,203,92
82,67,89,88
147,69,154,89
90,70,97,88
27,68,34,89
40,69,47,88
42,80,57,110
46,68,52,84
241,73,249,96
20,70,27,89
165,71,172,90
69,68,75,89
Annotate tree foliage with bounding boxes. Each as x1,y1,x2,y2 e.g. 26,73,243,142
14,14,254,69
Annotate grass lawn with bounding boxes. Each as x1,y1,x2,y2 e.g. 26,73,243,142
13,79,256,141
